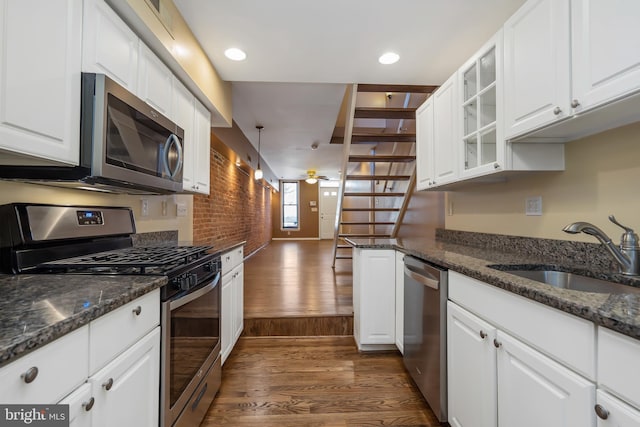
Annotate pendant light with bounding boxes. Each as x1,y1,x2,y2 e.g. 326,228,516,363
254,125,264,180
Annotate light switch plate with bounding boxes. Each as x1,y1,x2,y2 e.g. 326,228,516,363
525,196,542,216
176,202,188,217
140,199,149,217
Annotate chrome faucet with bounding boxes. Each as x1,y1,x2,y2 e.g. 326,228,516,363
563,215,640,276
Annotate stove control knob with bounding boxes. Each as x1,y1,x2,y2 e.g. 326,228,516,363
188,273,197,287
177,275,189,291
204,262,213,272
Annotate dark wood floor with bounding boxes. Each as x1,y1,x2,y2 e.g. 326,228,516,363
201,240,440,426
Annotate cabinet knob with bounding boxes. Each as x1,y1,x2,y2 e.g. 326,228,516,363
553,106,562,115
493,163,500,169
479,330,487,339
21,366,38,384
594,404,609,420
571,99,580,108
493,338,502,348
132,306,142,316
102,378,114,391
82,397,95,412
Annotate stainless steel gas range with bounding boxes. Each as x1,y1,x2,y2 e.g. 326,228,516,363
0,203,221,427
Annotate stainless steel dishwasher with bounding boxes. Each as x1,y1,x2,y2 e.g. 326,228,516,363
403,255,448,423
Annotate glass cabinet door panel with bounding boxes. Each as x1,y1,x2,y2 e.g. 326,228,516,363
464,134,478,170
479,86,497,128
479,47,496,90
464,102,478,136
480,128,497,165
464,64,478,101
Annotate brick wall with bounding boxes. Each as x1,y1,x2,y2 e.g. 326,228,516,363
193,148,272,256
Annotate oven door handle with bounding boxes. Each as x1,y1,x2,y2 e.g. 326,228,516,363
169,272,220,311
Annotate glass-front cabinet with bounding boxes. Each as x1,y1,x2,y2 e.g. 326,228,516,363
459,30,504,179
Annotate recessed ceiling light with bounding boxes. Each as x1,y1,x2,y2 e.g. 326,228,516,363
378,52,400,65
224,48,246,61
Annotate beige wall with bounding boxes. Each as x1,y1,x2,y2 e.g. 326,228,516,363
0,181,193,240
445,121,640,242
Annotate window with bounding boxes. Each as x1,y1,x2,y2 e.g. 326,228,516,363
281,181,299,229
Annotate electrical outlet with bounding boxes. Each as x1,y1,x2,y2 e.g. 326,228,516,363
176,202,187,217
140,199,149,217
525,196,542,216
161,200,168,216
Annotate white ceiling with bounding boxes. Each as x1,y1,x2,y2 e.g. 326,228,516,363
174,0,526,180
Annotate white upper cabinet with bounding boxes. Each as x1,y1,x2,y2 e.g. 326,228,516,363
82,0,139,93
571,0,640,113
503,0,571,139
416,72,459,191
193,99,211,195
415,97,435,190
137,43,173,117
172,78,196,193
504,0,640,141
0,0,82,165
459,30,504,179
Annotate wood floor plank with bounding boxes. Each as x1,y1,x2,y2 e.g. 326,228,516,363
201,337,439,427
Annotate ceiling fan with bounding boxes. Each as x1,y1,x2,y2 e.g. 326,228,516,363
302,170,328,184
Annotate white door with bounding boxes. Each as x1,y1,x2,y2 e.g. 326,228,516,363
319,187,339,239
447,302,498,427
59,383,93,427
496,330,595,427
137,42,173,116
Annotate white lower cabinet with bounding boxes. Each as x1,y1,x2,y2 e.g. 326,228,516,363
394,251,405,354
596,390,640,427
496,330,595,427
448,301,595,427
59,383,93,427
221,245,244,364
352,248,396,351
447,302,497,427
88,327,160,427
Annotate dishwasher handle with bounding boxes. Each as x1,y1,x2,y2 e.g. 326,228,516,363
404,265,439,290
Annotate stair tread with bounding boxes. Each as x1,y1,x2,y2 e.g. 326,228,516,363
342,208,400,212
344,192,405,197
346,175,411,180
341,221,395,225
357,84,438,94
339,233,392,237
354,107,416,119
351,132,416,143
348,155,416,163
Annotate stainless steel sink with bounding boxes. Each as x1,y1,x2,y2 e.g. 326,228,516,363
488,266,640,295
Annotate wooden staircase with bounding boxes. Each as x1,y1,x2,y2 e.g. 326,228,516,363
331,84,437,266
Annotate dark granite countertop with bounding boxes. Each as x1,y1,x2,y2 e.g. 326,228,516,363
0,274,166,367
347,236,640,340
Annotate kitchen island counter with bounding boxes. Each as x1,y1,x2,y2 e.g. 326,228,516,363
347,233,640,340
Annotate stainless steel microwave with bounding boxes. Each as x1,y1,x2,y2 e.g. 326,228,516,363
0,73,185,194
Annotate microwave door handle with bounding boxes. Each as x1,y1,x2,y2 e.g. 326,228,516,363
162,134,183,179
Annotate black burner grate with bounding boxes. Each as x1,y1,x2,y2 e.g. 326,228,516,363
38,245,214,275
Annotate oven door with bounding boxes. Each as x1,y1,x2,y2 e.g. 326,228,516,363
161,272,221,427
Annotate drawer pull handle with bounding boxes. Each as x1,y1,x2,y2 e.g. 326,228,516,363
595,404,609,420
553,106,562,115
571,99,580,108
21,366,38,384
82,397,95,412
132,306,142,316
493,339,502,349
102,378,114,391
479,330,487,339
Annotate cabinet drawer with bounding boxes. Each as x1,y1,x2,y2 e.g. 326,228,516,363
449,271,596,379
89,289,159,374
598,327,640,408
221,245,243,276
0,326,89,404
